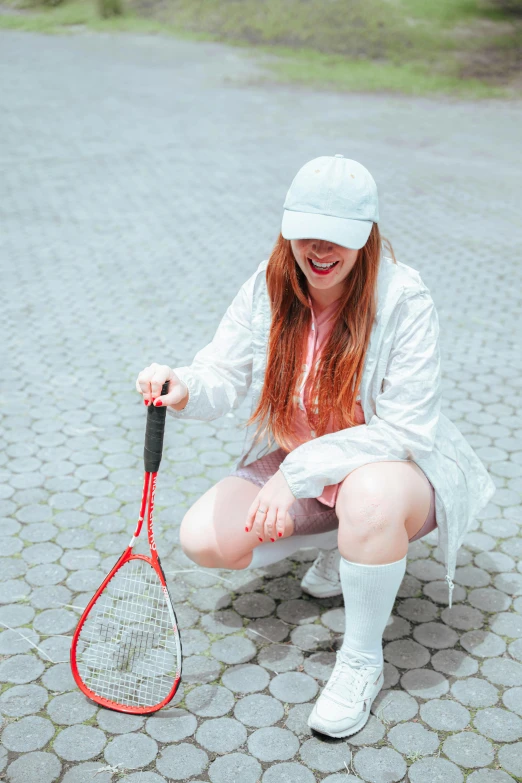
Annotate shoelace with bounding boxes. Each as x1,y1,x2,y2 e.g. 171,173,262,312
323,651,376,705
313,548,339,579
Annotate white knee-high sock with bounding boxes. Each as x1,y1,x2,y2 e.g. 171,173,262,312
339,555,407,667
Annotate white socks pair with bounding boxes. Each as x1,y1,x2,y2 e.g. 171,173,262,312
339,554,407,667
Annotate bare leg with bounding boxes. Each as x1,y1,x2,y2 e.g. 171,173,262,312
335,460,433,563
179,476,295,570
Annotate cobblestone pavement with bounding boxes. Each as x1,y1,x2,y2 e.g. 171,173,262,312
1,28,522,783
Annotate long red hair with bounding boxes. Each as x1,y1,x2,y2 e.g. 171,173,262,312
242,224,397,453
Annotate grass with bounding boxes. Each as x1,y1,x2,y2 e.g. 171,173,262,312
401,0,498,25
0,0,197,34
0,0,520,98
254,49,506,98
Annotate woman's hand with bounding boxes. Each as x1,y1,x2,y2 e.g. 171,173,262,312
245,469,296,542
136,363,188,408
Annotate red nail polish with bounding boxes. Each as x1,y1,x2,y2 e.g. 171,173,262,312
258,537,263,542
245,527,248,532
278,532,282,537
270,538,275,542
144,400,149,406
155,400,163,407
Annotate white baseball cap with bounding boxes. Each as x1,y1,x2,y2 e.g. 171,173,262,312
281,154,379,250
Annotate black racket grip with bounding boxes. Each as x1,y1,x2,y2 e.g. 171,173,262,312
144,380,169,473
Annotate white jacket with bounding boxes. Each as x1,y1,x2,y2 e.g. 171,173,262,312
168,256,497,607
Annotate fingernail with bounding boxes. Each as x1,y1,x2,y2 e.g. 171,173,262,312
155,400,163,407
245,527,248,532
258,537,263,542
270,538,275,542
144,400,149,406
278,532,282,537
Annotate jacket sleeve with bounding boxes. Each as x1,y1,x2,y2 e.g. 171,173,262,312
166,267,258,422
278,291,442,499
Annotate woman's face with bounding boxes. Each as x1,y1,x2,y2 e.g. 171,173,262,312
290,238,359,299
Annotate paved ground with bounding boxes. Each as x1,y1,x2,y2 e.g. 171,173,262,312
1,28,522,783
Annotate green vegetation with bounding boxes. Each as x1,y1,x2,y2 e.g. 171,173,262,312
253,50,505,98
98,0,122,18
0,0,520,98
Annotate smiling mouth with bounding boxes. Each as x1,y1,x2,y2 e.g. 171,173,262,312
307,257,340,273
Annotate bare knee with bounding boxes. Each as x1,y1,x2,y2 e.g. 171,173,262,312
179,511,251,570
336,475,403,547
179,513,222,568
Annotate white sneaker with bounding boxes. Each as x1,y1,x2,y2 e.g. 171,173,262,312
307,650,384,738
300,548,342,598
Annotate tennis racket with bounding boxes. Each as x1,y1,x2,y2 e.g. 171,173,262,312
70,380,183,714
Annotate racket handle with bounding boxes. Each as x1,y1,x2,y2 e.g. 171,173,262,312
144,380,169,473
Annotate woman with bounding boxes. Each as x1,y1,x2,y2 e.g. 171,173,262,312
136,154,496,739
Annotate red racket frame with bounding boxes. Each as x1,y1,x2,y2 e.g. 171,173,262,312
70,390,182,714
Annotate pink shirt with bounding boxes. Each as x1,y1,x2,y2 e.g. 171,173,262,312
283,293,366,508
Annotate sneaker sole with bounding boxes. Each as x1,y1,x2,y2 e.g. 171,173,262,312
308,705,372,738
301,583,343,598
307,673,384,738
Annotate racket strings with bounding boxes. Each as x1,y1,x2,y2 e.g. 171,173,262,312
76,559,180,708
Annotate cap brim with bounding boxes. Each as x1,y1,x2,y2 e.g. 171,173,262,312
281,210,373,251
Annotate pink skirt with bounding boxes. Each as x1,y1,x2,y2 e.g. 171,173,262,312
230,447,437,540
